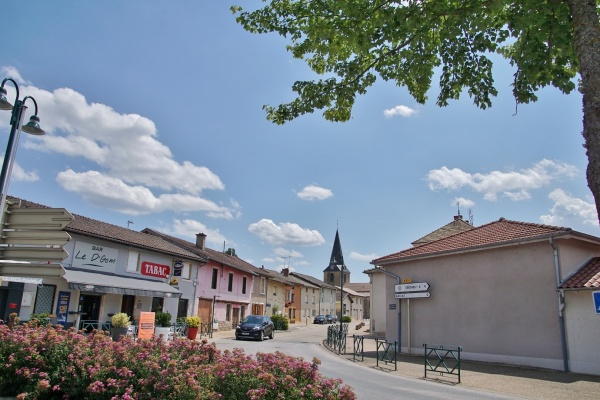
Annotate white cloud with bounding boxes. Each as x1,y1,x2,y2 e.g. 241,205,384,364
56,169,233,217
168,219,229,247
248,219,325,246
11,162,39,182
1,68,231,218
426,159,578,201
349,251,380,262
452,197,475,209
297,185,333,201
540,189,598,226
1,67,30,85
383,105,418,118
272,247,304,259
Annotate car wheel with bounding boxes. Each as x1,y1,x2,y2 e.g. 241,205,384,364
269,329,274,340
259,331,264,341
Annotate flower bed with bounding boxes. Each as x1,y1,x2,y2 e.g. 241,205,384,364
0,322,356,399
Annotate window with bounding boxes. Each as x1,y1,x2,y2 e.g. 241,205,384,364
228,273,233,292
312,296,315,304
242,277,247,294
211,268,218,289
226,304,232,321
181,261,191,280
127,251,140,272
177,298,189,319
305,294,308,304
152,297,164,312
33,284,56,315
260,277,266,295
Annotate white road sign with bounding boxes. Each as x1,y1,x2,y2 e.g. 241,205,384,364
395,282,429,292
395,292,431,299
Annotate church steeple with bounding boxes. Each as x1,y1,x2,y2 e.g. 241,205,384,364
323,229,350,285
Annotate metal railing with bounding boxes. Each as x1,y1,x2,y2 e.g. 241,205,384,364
353,335,364,361
325,323,349,354
79,320,112,332
423,343,462,383
376,338,397,371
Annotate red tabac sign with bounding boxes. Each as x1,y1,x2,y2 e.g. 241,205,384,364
141,261,170,278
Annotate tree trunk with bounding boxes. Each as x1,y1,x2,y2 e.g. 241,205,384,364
567,0,600,225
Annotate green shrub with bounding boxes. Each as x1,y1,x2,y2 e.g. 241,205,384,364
341,315,351,323
271,314,289,330
155,311,172,327
111,312,131,328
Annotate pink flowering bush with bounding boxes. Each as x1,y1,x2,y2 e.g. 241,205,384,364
0,323,356,399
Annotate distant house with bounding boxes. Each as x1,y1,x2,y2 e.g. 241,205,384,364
368,217,600,373
142,229,257,331
344,282,370,319
291,272,337,318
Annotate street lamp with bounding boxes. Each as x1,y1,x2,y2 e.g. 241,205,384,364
0,78,45,223
338,263,345,341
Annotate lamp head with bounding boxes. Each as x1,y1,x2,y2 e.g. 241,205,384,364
22,114,45,135
0,86,13,110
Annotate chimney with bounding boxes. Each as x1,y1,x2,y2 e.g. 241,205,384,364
282,268,289,277
454,214,463,221
196,233,206,250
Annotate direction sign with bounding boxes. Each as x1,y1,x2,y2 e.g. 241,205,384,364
395,282,429,292
1,230,71,245
395,292,431,299
593,291,600,314
4,207,73,230
0,246,69,262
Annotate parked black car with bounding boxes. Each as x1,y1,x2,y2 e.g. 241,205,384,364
325,314,337,324
235,315,274,341
314,315,326,324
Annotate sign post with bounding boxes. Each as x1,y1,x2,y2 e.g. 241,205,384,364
593,291,600,314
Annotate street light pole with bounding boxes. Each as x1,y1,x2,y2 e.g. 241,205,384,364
338,263,345,342
0,78,45,225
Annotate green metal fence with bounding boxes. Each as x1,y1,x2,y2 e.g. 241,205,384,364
423,343,462,383
376,338,397,371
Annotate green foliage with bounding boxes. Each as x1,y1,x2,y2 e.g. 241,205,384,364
186,316,201,328
271,314,289,330
231,1,579,124
111,312,131,328
341,315,352,323
155,311,172,327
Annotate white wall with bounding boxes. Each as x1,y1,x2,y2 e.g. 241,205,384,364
564,290,600,375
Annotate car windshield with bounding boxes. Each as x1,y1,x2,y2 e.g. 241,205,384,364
244,316,262,324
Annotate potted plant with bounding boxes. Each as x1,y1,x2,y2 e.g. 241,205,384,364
154,311,171,341
110,313,130,341
185,316,201,340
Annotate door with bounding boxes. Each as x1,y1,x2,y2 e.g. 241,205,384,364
197,299,212,325
79,294,101,331
232,307,240,326
121,295,135,321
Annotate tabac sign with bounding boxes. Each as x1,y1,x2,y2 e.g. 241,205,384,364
141,261,170,279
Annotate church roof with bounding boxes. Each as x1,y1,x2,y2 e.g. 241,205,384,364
323,229,347,272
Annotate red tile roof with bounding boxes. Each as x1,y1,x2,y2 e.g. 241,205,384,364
411,215,474,246
373,218,576,265
559,257,600,289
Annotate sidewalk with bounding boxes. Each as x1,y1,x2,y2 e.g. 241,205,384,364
330,327,600,400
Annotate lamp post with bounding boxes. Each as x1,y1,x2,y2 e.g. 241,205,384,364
338,263,345,343
0,78,45,224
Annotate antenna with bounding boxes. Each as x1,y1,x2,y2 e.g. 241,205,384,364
468,209,474,225
127,220,134,229
456,201,461,216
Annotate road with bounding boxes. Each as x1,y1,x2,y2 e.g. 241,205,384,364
210,323,522,400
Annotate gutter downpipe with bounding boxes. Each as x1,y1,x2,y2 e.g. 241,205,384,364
374,265,402,353
549,237,569,372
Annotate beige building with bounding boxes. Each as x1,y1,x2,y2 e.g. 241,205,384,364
368,217,600,373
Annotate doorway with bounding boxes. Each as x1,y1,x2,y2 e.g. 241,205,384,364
121,295,135,322
79,294,101,331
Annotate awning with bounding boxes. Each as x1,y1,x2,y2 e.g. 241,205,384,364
63,270,182,298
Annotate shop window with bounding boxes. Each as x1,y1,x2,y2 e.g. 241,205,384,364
211,268,218,289
152,297,164,312
127,251,140,272
33,285,56,315
228,273,233,292
177,298,188,319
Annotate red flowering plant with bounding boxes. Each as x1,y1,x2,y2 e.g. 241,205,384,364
0,322,356,399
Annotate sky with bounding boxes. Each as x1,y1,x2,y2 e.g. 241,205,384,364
1,1,597,283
